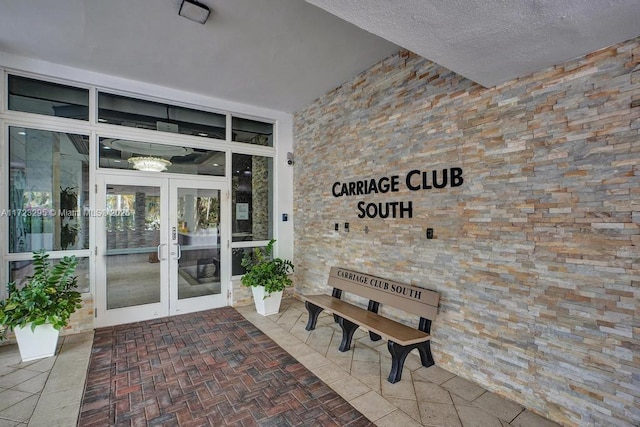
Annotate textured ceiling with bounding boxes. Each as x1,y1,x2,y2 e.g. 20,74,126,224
0,0,398,113
306,0,640,87
0,0,638,113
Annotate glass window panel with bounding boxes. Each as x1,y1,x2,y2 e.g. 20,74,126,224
8,75,89,120
232,117,273,146
9,127,90,253
232,247,260,276
105,185,161,309
99,137,225,176
177,188,221,299
98,92,226,139
10,256,90,294
232,153,272,242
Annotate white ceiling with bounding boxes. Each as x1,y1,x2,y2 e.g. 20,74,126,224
308,0,640,88
0,0,639,113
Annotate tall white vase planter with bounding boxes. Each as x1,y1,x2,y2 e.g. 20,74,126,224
14,323,60,362
251,286,283,316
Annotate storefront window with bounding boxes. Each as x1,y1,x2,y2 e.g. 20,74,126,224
232,154,273,242
8,127,89,253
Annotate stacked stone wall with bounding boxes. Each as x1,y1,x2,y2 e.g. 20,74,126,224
293,39,639,426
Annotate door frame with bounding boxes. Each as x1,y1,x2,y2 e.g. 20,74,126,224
169,177,229,316
94,171,229,327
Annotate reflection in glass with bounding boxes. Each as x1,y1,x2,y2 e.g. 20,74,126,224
99,138,225,176
98,92,225,139
9,127,89,253
8,75,89,120
176,188,221,299
232,117,273,146
105,185,161,309
10,257,90,294
232,154,273,242
231,247,259,276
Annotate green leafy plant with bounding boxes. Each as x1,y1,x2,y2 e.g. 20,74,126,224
240,239,294,297
0,250,82,340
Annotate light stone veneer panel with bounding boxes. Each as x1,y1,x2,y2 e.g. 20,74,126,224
293,32,640,427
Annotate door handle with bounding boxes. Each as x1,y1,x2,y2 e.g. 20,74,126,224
157,243,166,261
173,243,182,260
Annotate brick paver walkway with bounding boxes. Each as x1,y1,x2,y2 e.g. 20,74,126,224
78,307,372,426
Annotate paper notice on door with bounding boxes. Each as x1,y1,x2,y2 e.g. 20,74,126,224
236,203,249,220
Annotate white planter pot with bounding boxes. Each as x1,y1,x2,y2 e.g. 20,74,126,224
14,323,60,362
251,287,283,316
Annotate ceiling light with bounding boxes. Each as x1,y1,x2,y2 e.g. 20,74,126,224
179,0,210,24
128,156,171,172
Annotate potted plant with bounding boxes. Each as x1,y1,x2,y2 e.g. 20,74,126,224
240,239,294,315
0,250,82,362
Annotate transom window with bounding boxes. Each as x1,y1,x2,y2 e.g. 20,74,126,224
8,75,89,120
98,92,226,139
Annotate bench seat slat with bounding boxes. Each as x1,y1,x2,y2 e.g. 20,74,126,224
301,294,430,346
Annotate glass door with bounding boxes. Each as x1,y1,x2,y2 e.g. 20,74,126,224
95,174,227,327
170,178,226,315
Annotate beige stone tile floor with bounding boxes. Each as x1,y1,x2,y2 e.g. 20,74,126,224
237,298,562,427
0,331,93,427
0,299,561,426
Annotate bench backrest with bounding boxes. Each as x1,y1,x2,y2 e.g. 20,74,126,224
328,267,439,320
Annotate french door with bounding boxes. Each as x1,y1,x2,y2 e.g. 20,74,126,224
95,174,228,327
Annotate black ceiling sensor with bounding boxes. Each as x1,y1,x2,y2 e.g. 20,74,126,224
179,0,211,25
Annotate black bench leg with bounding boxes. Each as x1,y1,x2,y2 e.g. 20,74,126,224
387,341,413,384
337,318,359,352
304,301,323,331
417,341,435,368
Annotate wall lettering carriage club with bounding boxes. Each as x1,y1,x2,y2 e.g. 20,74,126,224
331,167,464,218
336,269,424,301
